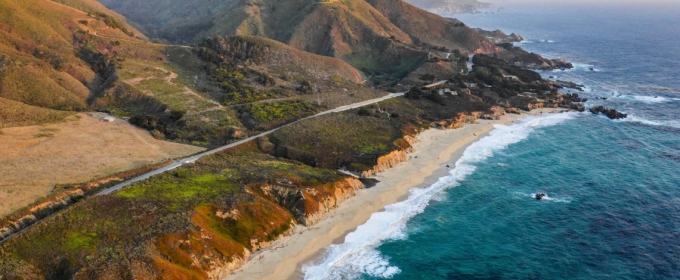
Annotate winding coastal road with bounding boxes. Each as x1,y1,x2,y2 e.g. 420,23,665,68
97,92,405,195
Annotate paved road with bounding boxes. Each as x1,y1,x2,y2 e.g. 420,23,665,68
97,92,405,195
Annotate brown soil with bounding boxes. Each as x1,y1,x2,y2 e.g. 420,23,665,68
0,113,205,217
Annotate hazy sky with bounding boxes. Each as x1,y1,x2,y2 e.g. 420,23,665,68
489,0,679,4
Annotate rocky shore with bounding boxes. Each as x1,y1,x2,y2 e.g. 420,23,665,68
226,107,567,280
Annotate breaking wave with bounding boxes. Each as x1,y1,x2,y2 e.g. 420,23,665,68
301,112,579,280
622,115,680,129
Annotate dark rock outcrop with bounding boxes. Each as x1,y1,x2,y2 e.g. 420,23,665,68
495,43,573,70
552,80,585,91
589,106,627,119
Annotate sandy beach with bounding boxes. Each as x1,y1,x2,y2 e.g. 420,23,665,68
225,108,565,280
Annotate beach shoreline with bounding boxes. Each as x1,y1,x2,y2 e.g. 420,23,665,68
225,107,565,280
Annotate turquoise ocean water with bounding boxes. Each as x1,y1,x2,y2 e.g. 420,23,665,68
303,2,680,279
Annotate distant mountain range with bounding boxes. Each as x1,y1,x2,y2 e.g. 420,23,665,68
404,0,493,14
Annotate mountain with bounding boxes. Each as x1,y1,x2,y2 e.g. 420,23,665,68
97,0,498,84
403,0,493,14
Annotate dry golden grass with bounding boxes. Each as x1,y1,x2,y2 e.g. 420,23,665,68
0,113,205,217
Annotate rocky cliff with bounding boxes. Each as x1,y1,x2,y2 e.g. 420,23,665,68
254,177,365,226
432,111,482,129
360,150,410,178
148,175,365,279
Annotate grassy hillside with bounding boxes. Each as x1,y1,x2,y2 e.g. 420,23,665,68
0,143,356,279
0,97,75,128
0,0,382,145
0,0,145,113
367,0,498,52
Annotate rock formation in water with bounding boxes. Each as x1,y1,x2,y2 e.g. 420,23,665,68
590,106,628,119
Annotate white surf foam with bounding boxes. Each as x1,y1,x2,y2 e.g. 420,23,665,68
615,95,678,104
301,112,579,280
622,115,680,129
556,62,600,73
530,193,572,203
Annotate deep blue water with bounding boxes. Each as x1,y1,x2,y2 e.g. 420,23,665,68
303,3,680,279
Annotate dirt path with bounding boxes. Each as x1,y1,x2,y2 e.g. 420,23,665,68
122,61,224,113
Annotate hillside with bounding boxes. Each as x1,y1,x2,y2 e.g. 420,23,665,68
0,0,138,111
0,0,383,235
0,65,584,278
97,0,498,85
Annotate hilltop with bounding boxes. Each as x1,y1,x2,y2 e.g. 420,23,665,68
97,0,498,85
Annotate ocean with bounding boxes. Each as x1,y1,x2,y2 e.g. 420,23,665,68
302,2,680,279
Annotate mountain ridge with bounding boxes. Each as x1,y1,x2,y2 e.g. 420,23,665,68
97,0,499,85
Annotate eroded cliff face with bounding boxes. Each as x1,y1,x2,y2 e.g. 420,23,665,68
432,111,482,129
360,135,418,178
481,105,507,120
254,177,366,226
148,176,365,279
360,150,409,178
151,200,295,280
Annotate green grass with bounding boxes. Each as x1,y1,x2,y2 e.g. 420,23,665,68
361,143,389,155
270,97,423,169
117,173,240,205
65,231,98,251
135,78,214,112
243,100,316,123
0,145,350,277
118,60,170,81
237,100,318,131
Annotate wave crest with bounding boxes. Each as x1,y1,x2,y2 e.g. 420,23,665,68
301,112,579,280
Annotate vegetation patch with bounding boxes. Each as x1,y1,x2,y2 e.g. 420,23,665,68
237,100,318,130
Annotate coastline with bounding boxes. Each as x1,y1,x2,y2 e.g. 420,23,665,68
225,107,565,280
